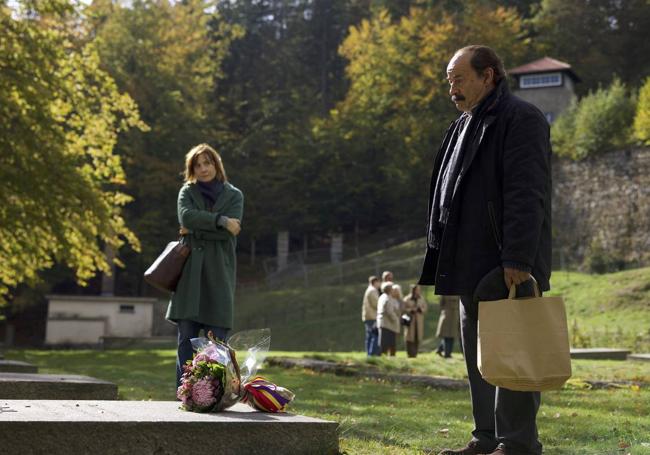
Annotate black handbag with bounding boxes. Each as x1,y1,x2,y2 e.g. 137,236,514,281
144,239,190,292
401,313,412,327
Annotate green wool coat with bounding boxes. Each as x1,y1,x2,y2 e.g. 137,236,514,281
166,181,244,329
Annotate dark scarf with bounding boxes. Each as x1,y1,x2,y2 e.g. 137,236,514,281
197,178,224,208
427,83,502,249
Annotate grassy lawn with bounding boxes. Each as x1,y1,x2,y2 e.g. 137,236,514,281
234,238,650,352
6,348,650,454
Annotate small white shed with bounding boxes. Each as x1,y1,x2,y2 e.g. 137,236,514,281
45,295,157,346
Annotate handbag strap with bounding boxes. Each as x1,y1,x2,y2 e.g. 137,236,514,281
508,276,541,299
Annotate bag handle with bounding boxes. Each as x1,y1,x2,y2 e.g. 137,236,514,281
508,275,541,299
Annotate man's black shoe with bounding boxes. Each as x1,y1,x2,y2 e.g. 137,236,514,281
438,440,497,455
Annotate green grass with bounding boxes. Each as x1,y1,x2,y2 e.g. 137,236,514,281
5,348,650,454
234,238,650,352
268,351,650,384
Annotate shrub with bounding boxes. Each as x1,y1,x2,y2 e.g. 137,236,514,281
552,78,636,160
582,238,625,274
550,99,577,158
633,76,650,145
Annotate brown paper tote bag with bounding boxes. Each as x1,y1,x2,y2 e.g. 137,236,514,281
477,279,572,391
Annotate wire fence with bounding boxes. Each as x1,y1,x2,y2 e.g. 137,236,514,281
239,230,422,291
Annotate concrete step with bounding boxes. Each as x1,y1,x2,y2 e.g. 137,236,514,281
627,353,650,362
0,360,38,373
0,373,118,400
0,400,339,455
570,348,631,360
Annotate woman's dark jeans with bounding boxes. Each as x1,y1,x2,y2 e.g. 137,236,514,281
176,320,228,389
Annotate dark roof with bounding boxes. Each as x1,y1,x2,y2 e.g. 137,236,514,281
509,57,580,82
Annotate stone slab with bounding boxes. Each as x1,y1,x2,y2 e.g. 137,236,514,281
267,357,467,390
628,353,650,362
0,360,38,373
0,400,339,455
570,348,631,360
0,373,118,400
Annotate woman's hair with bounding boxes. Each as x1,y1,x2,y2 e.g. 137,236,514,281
183,143,228,183
406,284,420,300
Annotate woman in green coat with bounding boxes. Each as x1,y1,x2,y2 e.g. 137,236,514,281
167,143,244,388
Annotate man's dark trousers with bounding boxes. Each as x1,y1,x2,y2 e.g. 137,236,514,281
459,281,543,455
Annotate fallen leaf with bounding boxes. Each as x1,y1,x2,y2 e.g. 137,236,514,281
619,441,631,449
438,428,449,434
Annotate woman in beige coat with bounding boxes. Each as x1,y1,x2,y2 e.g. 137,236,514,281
402,284,428,358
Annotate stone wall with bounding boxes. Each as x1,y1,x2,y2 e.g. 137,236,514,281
552,147,650,269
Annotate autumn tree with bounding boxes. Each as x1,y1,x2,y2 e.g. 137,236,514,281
312,1,533,231
0,0,145,306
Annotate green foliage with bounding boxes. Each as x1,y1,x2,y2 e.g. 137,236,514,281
0,0,145,305
533,0,650,95
552,79,636,160
212,0,371,236
582,237,625,274
313,1,534,230
634,77,650,145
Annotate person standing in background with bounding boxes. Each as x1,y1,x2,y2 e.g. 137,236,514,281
376,281,401,356
435,295,459,358
361,275,381,356
403,284,428,358
382,270,403,301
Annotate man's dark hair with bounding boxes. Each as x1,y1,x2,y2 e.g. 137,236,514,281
457,45,506,84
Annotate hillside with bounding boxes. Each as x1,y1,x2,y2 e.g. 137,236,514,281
233,239,650,352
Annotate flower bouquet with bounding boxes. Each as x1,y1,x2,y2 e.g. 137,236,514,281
177,328,294,413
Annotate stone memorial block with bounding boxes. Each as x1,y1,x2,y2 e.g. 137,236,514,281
0,400,339,455
570,348,631,360
628,353,650,362
0,373,118,400
0,360,38,374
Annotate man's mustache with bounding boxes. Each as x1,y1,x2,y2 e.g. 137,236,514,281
452,94,465,102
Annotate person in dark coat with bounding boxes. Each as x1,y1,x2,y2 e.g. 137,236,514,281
168,143,244,389
418,46,551,455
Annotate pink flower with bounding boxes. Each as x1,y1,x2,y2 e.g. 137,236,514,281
191,377,217,408
192,353,210,367
177,382,193,405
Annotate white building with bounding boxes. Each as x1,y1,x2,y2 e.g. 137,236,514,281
45,295,158,346
509,57,581,124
